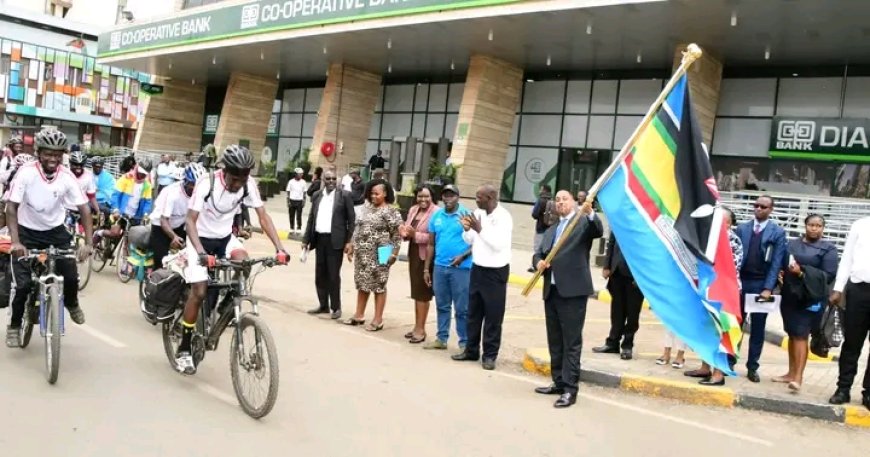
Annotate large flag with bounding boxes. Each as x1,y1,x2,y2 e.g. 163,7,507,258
597,74,742,374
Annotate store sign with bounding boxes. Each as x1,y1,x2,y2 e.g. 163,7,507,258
267,114,278,136
98,0,521,57
204,114,219,134
770,117,870,162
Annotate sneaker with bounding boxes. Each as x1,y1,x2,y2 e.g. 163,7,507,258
424,340,447,350
67,306,86,325
5,327,20,348
175,351,197,375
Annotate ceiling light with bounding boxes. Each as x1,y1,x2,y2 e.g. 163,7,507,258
730,10,737,27
276,72,280,79
450,60,455,71
792,73,799,77
387,38,392,49
323,46,328,54
488,29,493,41
388,63,392,73
636,51,642,63
168,62,172,69
586,21,592,35
526,78,535,83
191,78,195,85
260,50,264,60
212,56,216,65
546,55,551,66
764,46,770,60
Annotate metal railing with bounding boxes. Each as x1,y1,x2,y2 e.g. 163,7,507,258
721,191,870,253
87,147,190,178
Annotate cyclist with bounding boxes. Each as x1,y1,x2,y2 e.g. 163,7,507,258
91,156,116,216
66,151,99,215
150,163,204,269
5,130,93,347
175,145,288,374
112,157,153,225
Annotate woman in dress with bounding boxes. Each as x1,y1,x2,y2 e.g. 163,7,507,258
774,214,838,392
344,179,402,331
400,185,437,344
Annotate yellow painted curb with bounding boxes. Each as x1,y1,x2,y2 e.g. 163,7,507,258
595,289,650,310
619,374,736,407
845,406,870,428
522,348,551,376
509,274,542,290
278,230,291,240
779,336,834,362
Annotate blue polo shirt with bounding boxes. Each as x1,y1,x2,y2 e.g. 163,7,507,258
429,205,473,270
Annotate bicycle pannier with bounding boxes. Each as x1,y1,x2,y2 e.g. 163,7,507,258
143,268,185,322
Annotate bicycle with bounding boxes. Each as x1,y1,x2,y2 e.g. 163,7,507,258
91,214,137,283
65,210,93,291
17,246,78,384
162,255,283,418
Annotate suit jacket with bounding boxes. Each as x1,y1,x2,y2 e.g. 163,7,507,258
604,234,633,279
533,212,604,300
735,220,787,291
303,188,356,250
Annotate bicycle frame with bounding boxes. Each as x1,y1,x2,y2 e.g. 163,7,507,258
35,258,65,338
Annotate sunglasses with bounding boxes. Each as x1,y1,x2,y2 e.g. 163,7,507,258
753,204,770,210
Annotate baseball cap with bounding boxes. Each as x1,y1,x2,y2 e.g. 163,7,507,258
441,184,460,196
294,167,303,174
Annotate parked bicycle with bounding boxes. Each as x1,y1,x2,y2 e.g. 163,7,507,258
17,246,78,384
160,255,283,419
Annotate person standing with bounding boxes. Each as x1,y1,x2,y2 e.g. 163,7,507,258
828,216,870,410
307,166,323,198
368,150,386,171
593,234,644,360
423,184,472,350
400,185,437,344
533,191,602,408
349,169,366,217
529,184,554,273
302,170,355,319
154,154,177,195
451,184,512,371
735,195,787,383
285,167,306,235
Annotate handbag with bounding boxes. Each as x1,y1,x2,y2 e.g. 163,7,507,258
810,304,844,358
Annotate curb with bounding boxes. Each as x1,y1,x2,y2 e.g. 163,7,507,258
522,348,868,428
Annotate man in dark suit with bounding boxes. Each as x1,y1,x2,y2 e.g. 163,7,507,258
734,195,786,382
302,170,356,319
593,233,645,360
532,191,603,408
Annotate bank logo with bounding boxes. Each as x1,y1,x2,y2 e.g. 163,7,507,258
240,4,259,29
110,32,122,51
776,120,815,150
524,158,545,183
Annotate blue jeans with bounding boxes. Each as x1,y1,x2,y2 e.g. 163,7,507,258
433,265,470,346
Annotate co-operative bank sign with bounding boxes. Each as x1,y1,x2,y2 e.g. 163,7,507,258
99,0,521,57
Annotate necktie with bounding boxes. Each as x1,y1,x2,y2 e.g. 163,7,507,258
554,218,568,247
754,223,761,235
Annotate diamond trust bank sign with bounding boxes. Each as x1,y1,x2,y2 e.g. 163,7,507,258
769,117,870,163
99,0,521,57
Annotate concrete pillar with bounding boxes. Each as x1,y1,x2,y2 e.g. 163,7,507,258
451,55,523,194
213,72,278,167
673,44,723,148
134,77,206,153
310,63,382,173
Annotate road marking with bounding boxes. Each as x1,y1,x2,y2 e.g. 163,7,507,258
197,383,238,407
494,371,773,447
78,325,127,348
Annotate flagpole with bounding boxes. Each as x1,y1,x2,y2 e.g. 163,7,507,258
521,43,704,297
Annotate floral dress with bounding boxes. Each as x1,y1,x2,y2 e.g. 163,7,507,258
353,204,402,293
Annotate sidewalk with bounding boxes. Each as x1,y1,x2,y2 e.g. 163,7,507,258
255,193,870,428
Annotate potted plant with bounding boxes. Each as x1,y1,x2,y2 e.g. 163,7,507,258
258,160,279,199
396,173,417,220
425,159,462,199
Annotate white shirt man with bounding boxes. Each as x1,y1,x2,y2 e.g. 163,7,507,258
8,163,86,231
462,204,513,268
340,173,353,192
154,160,178,189
286,172,307,234
151,181,190,230
65,168,97,211
315,187,336,234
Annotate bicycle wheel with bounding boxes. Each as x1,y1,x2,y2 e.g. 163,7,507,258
76,236,92,291
162,314,182,368
91,239,109,273
45,286,62,384
19,298,35,349
229,313,279,419
116,238,132,283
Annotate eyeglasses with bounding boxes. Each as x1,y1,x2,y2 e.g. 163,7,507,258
753,204,770,209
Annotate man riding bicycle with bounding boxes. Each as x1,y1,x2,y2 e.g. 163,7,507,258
175,145,288,375
65,151,99,218
91,156,116,217
5,130,93,347
150,163,205,269
113,158,153,225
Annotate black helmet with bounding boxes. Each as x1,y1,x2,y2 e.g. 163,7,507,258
35,129,68,151
69,151,87,166
221,145,255,170
90,156,105,166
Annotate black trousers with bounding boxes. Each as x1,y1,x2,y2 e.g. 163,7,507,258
315,233,344,312
546,285,588,394
837,281,870,393
605,273,644,349
10,225,77,328
288,200,304,230
466,264,509,360
150,224,185,270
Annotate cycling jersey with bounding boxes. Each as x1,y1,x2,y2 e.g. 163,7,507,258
151,181,189,229
7,163,87,231
188,170,262,239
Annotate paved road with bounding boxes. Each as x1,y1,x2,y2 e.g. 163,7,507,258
0,261,867,457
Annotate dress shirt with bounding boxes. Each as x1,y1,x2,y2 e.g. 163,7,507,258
550,211,596,285
315,189,336,234
155,162,177,187
753,218,769,234
462,204,512,268
834,216,870,292
286,178,306,201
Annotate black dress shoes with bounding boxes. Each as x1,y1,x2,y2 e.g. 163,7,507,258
699,377,725,386
592,345,619,354
554,392,576,408
331,310,342,320
481,359,496,370
451,350,480,362
620,348,633,360
747,370,760,383
535,384,564,395
828,389,850,405
307,307,329,315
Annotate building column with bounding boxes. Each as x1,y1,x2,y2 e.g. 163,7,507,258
310,63,382,172
134,76,206,153
451,55,523,194
213,72,279,166
673,44,723,148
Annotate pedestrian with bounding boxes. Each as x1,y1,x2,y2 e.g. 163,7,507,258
307,166,323,198
593,233,644,360
285,167,306,235
529,184,554,273
302,170,356,320
423,184,472,350
400,184,437,344
533,191,602,408
735,195,787,383
368,150,386,171
657,332,686,369
684,207,743,386
828,216,870,410
775,214,838,393
349,169,366,217
343,179,402,331
154,154,177,195
451,184,512,371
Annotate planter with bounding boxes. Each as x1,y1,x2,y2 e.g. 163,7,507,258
277,171,289,190
396,194,415,220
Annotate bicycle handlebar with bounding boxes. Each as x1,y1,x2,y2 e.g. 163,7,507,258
205,255,285,269
19,247,77,261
